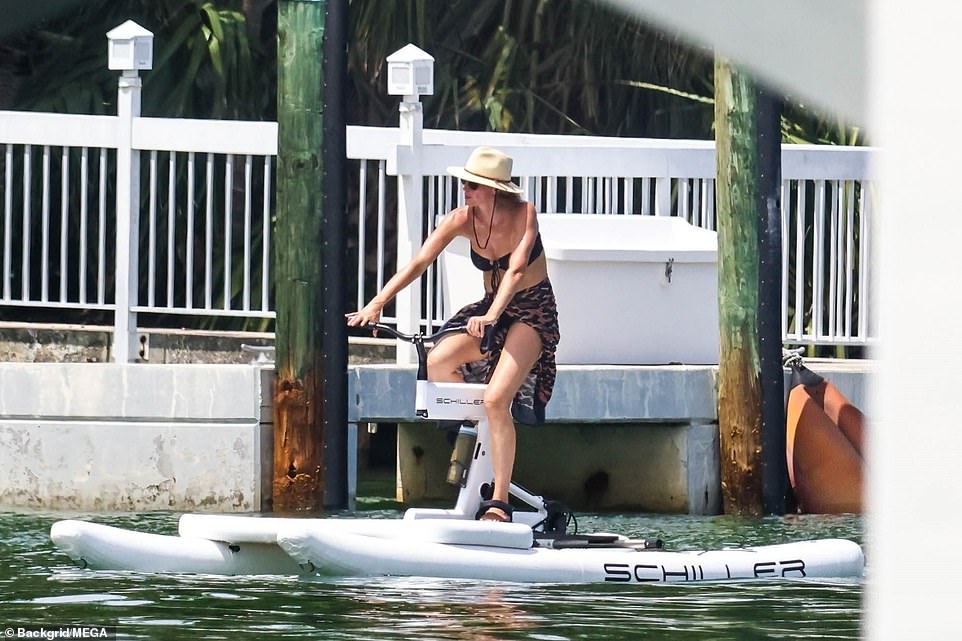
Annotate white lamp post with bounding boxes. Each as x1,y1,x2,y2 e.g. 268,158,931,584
107,20,154,74
386,44,434,363
386,43,435,103
107,20,153,362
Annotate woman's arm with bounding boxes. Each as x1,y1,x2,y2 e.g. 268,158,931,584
465,202,539,337
347,208,467,326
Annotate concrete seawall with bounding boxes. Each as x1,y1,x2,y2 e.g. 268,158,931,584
0,362,273,511
0,341,872,514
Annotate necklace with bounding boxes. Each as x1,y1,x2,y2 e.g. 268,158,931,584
472,192,497,250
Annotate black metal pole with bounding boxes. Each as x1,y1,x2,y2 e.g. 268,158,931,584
321,0,348,509
756,86,786,515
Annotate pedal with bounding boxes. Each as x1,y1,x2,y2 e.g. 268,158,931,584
534,533,621,549
626,537,664,550
534,533,664,550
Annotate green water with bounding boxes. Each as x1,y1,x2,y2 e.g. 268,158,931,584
0,508,863,640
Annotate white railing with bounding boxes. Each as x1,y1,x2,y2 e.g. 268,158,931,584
133,117,276,319
0,108,277,360
349,124,877,357
0,86,877,362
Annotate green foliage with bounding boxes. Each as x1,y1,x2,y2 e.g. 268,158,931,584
620,79,863,146
347,0,718,138
9,0,860,140
13,0,268,120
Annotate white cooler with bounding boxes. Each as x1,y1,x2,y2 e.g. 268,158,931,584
440,213,719,365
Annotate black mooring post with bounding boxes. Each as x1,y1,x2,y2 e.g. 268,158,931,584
756,87,786,515
321,0,348,509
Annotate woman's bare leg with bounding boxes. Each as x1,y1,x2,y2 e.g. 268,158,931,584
427,333,484,382
481,323,542,520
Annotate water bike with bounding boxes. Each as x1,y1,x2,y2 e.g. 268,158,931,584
50,324,865,582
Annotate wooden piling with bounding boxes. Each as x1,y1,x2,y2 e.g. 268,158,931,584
714,58,764,515
273,0,327,512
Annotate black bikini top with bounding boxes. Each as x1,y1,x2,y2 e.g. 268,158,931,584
470,233,543,272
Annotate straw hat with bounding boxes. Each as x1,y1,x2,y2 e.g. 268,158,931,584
446,146,523,194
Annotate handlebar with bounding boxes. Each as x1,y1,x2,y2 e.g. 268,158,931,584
365,322,498,379
366,322,469,380
366,322,467,345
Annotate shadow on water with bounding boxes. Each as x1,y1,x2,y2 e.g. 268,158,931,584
0,509,863,640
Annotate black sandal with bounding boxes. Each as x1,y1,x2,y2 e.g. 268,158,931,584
475,499,514,522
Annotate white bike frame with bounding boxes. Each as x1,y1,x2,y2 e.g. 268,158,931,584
402,377,549,528
365,322,551,528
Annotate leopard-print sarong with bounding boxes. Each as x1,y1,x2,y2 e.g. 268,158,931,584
440,278,560,425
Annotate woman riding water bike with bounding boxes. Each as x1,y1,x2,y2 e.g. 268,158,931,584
346,146,561,523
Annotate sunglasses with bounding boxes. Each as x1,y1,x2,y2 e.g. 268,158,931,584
461,180,481,190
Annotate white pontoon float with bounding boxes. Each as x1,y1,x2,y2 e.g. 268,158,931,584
50,324,864,583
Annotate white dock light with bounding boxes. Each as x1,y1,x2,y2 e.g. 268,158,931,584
386,43,434,99
106,20,154,72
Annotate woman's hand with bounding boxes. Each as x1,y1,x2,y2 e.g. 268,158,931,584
466,313,498,338
345,301,384,328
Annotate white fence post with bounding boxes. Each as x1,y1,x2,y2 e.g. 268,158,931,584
654,176,671,216
107,21,153,362
387,45,434,364
394,100,423,364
